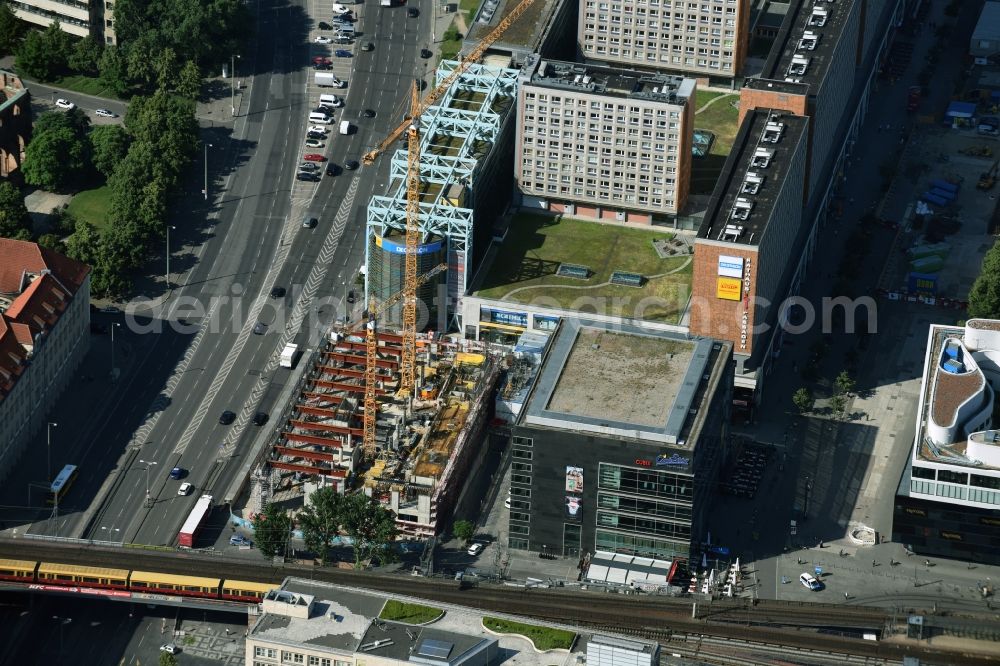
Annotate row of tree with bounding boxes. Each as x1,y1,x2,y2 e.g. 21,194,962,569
251,488,400,568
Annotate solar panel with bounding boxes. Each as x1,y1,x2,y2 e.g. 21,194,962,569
416,638,454,659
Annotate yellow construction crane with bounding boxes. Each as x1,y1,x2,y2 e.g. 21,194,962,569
361,0,538,167
401,82,422,397
352,264,448,462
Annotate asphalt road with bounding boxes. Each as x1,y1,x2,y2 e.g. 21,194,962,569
17,0,431,544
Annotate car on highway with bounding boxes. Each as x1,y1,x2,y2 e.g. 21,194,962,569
344,159,359,170
467,542,484,556
252,412,269,426
298,162,320,171
346,290,356,303
407,7,419,17
253,322,268,335
360,42,374,52
95,108,117,118
230,535,252,547
318,21,332,29
326,163,340,176
219,410,237,425
270,285,286,298
504,496,511,508
314,35,333,44
303,153,326,162
420,48,432,59
55,98,75,109
303,216,318,228
305,139,324,148
334,49,352,58
296,172,320,182
362,109,376,118
177,482,192,496
160,644,179,655
799,573,823,591
170,467,185,480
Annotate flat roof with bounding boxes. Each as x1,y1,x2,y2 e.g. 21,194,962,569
973,2,1000,43
524,56,695,105
697,109,808,246
357,622,490,664
466,0,561,55
749,0,857,91
522,318,728,446
471,214,693,324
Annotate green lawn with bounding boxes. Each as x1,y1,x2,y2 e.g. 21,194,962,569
475,214,692,323
691,90,740,195
67,185,112,232
482,617,575,651
459,0,480,23
378,600,443,624
52,74,118,100
440,20,463,62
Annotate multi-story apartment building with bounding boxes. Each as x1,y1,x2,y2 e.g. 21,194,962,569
892,320,1000,565
12,0,116,44
0,239,90,484
688,109,808,417
515,55,695,222
577,0,751,80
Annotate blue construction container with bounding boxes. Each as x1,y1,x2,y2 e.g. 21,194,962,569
929,187,956,201
922,192,949,206
930,179,959,193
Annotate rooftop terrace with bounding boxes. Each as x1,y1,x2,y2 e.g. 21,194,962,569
524,57,695,105
472,214,693,323
697,110,808,246
522,318,728,447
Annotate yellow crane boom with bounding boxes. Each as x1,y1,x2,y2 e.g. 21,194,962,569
401,82,421,397
361,0,538,166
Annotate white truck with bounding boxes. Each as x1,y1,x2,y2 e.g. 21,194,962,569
280,343,299,368
315,72,342,88
380,0,393,5
340,120,351,135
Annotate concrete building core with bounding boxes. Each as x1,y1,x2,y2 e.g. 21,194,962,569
515,55,695,221
251,330,500,538
577,0,751,79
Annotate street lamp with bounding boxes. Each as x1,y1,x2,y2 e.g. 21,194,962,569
231,54,242,117
165,224,176,289
46,422,57,484
110,323,121,382
138,459,157,508
203,143,213,201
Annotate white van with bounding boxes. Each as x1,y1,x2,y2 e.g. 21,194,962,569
319,94,342,108
309,112,333,124
340,120,351,135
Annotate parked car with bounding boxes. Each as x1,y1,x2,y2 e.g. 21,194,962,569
308,125,330,134
360,42,374,52
253,322,268,335
296,172,320,182
230,535,252,547
219,410,236,425
420,48,432,59
95,108,117,118
334,49,352,58
312,56,332,65
305,139,324,148
252,412,269,426
344,159,359,170
318,21,332,29
160,645,180,655
799,573,823,591
307,132,326,140
55,98,75,109
467,543,484,556
314,35,333,43
177,482,192,496
303,153,326,162
312,106,332,116
298,162,320,171
407,7,419,17
270,286,286,298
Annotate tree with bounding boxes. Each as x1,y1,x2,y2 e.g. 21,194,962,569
15,29,55,80
452,519,475,544
89,125,131,179
298,486,343,565
99,46,131,97
22,127,89,191
177,59,202,100
68,35,104,75
37,233,62,251
159,651,178,666
0,181,32,240
792,387,814,415
833,370,856,397
250,503,292,559
153,47,180,92
0,0,23,56
968,240,1000,320
829,393,847,418
63,219,101,266
340,493,398,569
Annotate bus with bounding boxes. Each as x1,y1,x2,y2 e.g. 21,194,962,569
47,465,78,505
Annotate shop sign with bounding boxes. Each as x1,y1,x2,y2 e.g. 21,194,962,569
904,507,927,517
718,255,744,278
655,453,689,467
717,277,741,301
940,530,963,541
739,257,752,351
634,459,652,467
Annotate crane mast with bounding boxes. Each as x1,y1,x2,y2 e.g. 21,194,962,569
401,82,421,396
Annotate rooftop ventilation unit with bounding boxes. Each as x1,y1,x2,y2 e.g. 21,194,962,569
583,75,592,84
763,121,784,143
788,54,810,76
742,172,764,194
798,31,819,51
752,148,774,168
722,224,744,241
809,7,828,27
731,197,753,221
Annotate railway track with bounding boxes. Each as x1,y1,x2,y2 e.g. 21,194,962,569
3,538,997,665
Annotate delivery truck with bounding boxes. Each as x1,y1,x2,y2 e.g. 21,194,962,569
315,72,342,87
280,343,299,368
178,495,213,548
340,120,351,135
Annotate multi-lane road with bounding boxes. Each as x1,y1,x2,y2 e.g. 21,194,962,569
10,0,433,545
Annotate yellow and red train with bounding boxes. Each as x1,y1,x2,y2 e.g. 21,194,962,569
0,559,277,603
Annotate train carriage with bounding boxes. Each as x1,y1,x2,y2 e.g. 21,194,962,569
221,579,275,602
0,559,38,582
37,562,130,590
128,570,222,598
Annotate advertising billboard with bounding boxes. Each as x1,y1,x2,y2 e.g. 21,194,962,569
717,255,744,278
565,466,584,493
717,277,741,301
565,496,582,520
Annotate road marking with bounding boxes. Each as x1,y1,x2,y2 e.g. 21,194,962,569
219,176,360,458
